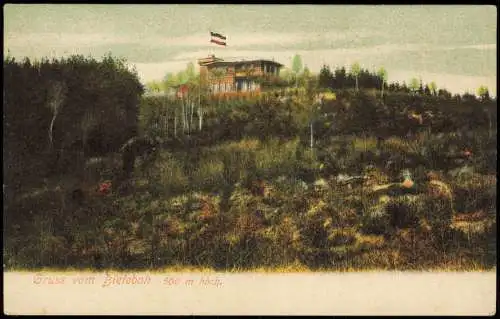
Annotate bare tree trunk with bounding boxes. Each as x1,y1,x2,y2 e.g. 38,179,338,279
48,111,58,151
181,98,186,133
310,121,314,150
185,96,190,134
198,107,202,131
47,81,67,152
190,101,195,133
174,109,177,138
186,98,190,135
184,98,189,133
198,80,202,131
166,112,169,138
198,86,203,131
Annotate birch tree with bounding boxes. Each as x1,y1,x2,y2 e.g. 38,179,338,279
351,62,361,92
409,77,420,94
181,95,187,133
377,67,388,98
477,85,490,101
186,62,196,81
292,54,303,88
198,78,204,131
188,79,200,133
428,81,437,96
174,108,178,138
46,81,68,152
477,85,493,138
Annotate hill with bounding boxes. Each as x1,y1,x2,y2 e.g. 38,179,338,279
3,55,497,271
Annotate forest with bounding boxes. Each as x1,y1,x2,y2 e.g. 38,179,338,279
3,53,497,271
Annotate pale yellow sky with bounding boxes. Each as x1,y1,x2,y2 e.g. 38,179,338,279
4,4,497,95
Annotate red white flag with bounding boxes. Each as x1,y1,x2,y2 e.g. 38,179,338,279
210,31,226,46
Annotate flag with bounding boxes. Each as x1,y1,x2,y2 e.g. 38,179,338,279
210,31,226,46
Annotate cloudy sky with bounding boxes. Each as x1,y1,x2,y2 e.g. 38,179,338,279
4,4,497,95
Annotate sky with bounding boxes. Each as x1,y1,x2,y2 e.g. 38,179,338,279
4,4,497,96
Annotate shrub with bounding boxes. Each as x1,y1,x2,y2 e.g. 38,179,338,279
149,151,189,194
451,173,496,214
386,195,422,229
327,228,358,246
361,194,424,236
420,196,453,232
353,136,378,153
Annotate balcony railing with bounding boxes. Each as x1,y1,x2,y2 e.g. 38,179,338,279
234,69,266,78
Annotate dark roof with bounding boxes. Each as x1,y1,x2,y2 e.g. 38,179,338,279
198,56,224,65
204,59,284,68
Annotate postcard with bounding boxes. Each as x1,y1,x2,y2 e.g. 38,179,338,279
3,4,496,315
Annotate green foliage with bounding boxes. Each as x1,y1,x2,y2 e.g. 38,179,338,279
377,67,388,82
428,81,438,95
291,54,303,75
477,85,490,101
3,54,143,192
351,62,361,76
409,77,420,93
319,64,333,88
377,67,388,97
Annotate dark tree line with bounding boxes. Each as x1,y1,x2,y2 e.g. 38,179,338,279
3,54,144,200
318,64,466,98
319,65,383,91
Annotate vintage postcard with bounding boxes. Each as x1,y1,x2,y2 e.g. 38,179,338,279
3,4,496,315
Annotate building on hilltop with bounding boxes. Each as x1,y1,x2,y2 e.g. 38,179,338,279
198,55,284,99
